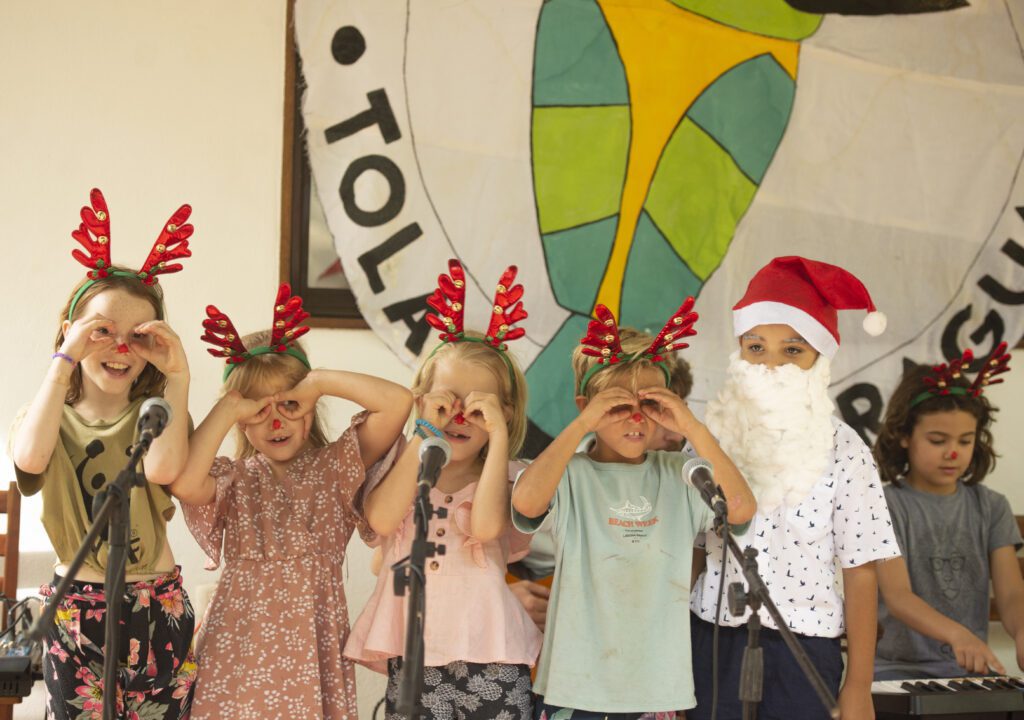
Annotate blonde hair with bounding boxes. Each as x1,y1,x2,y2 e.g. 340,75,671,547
411,334,527,458
55,265,167,405
222,330,327,458
573,326,689,398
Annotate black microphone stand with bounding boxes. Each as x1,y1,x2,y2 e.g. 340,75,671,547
28,424,162,720
392,455,448,719
707,500,839,720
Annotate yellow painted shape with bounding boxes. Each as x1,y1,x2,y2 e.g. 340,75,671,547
593,0,799,316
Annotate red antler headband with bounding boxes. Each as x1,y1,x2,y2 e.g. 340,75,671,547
424,259,528,379
68,188,194,318
910,341,1012,408
201,283,312,380
578,298,699,394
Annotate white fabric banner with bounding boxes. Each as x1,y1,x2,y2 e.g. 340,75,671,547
296,0,1024,447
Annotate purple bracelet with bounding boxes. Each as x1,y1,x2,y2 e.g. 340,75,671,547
52,352,77,367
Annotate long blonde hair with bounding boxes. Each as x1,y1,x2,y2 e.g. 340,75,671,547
55,266,167,405
222,330,327,458
411,335,527,458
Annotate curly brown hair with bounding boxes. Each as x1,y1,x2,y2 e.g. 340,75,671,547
55,267,168,405
873,363,998,485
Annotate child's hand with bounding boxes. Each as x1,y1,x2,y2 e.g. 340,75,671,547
638,386,698,437
417,389,459,429
59,313,115,362
273,372,323,420
222,390,273,426
130,321,189,377
578,387,635,433
462,391,508,438
950,626,1006,675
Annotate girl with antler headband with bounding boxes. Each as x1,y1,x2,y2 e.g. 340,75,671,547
510,299,755,719
873,342,1024,681
9,189,198,718
345,259,543,719
169,284,412,719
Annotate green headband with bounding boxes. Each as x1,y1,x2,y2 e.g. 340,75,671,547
68,270,163,320
222,345,311,381
427,334,518,389
578,353,672,395
909,385,973,409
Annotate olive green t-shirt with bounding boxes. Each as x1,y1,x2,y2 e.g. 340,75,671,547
10,399,176,575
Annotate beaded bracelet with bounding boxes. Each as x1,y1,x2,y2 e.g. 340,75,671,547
52,352,77,367
414,418,443,440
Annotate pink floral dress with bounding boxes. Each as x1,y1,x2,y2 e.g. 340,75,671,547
182,413,391,720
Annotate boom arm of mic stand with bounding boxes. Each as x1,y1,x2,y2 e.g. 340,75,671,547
722,532,840,719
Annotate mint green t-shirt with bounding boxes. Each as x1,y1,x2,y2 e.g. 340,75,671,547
512,450,713,713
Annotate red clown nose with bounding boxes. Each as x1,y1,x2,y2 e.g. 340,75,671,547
454,413,466,425
950,451,958,460
272,419,282,431
631,412,644,424
116,343,130,354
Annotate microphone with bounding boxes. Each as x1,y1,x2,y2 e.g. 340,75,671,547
137,397,172,440
683,457,728,517
417,436,451,488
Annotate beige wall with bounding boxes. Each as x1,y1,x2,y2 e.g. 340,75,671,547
1,3,1022,715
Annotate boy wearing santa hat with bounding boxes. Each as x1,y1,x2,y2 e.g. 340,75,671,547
689,256,899,720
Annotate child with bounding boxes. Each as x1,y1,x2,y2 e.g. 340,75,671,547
345,260,543,720
507,329,696,630
690,256,899,720
511,300,756,719
873,345,1024,679
170,284,412,719
9,189,198,718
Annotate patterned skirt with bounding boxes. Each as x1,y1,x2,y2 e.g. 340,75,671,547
386,657,533,720
40,567,197,720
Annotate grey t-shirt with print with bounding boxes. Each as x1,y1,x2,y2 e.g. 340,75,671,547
875,481,1023,679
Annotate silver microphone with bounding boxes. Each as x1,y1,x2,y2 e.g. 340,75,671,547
418,435,451,488
682,456,727,517
137,397,173,439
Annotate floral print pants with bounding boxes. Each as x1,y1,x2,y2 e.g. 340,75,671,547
41,568,197,720
386,657,533,719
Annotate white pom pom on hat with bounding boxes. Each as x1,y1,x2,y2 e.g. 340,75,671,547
732,256,885,359
863,310,887,337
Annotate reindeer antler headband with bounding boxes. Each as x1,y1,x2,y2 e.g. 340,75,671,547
68,188,194,319
202,283,312,380
578,299,698,394
424,259,528,381
910,342,1012,408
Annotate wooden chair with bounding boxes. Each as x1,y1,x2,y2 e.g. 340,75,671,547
0,482,21,716
989,514,1024,621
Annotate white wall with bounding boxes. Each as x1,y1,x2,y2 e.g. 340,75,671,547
1,4,1022,717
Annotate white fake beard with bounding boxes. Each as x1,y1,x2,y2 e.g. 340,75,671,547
705,352,835,512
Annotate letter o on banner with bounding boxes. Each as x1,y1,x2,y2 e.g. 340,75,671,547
340,154,406,227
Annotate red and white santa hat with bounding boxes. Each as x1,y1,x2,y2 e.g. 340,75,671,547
732,256,886,359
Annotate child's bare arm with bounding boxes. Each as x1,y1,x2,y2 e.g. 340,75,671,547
638,386,756,524
878,555,1005,674
362,390,456,537
129,320,190,485
512,387,634,518
274,369,413,469
839,562,880,720
12,315,114,475
171,392,272,506
990,544,1024,671
462,391,510,542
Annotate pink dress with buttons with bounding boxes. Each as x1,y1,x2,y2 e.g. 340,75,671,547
344,464,543,673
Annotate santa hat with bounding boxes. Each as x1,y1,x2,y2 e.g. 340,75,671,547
732,256,886,358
